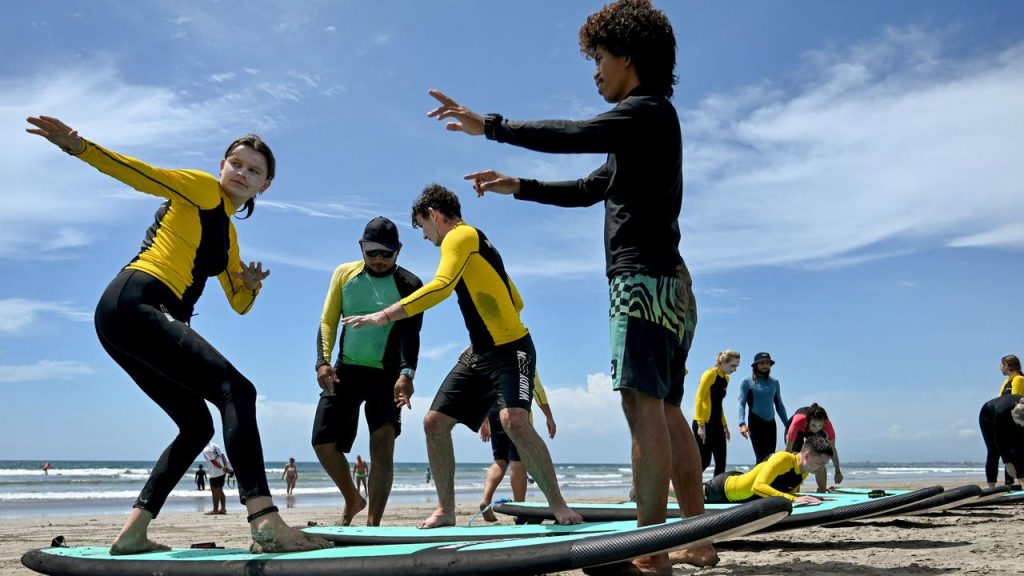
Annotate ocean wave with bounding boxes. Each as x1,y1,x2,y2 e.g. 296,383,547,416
574,474,623,479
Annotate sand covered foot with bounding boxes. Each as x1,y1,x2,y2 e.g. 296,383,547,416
109,537,171,556
669,544,720,567
340,495,367,526
418,508,456,529
250,521,332,553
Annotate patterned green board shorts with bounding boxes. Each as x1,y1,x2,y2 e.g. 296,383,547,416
608,264,696,406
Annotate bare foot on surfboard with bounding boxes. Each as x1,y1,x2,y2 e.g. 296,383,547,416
669,543,720,567
552,504,583,525
250,515,332,553
340,495,367,526
418,507,456,529
109,537,171,556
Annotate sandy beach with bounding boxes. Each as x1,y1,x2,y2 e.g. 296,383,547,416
3,481,1019,576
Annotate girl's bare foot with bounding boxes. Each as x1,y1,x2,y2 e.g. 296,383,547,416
669,544,720,567
110,537,171,556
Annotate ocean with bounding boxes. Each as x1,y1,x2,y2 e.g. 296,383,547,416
0,460,987,519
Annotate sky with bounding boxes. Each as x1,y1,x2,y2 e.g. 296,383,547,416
1,1,1022,466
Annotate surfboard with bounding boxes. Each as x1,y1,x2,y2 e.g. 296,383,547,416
22,497,790,576
882,484,982,516
306,496,785,545
960,486,1024,507
493,486,942,533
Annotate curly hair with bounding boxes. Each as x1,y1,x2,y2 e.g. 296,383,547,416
578,0,677,98
804,435,834,458
411,183,462,228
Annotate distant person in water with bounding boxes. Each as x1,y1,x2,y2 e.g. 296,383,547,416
737,352,789,464
785,404,843,492
25,115,328,555
703,436,833,505
282,458,298,496
195,465,207,491
41,463,53,476
353,456,369,496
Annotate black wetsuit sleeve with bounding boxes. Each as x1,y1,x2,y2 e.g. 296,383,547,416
487,105,639,154
515,163,609,208
394,267,424,371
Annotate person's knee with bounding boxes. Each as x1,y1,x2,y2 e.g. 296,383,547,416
423,410,455,436
499,409,532,439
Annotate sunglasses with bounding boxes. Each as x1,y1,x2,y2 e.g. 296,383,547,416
365,249,395,258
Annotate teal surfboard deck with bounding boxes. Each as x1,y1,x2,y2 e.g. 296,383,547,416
306,519,633,544
494,486,942,533
22,498,790,576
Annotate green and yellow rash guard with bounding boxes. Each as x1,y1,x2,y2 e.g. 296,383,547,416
694,367,729,427
533,372,549,406
400,222,528,352
999,374,1024,396
74,141,258,316
724,451,807,503
317,261,423,371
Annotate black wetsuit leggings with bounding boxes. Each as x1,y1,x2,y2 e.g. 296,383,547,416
748,412,777,464
692,420,727,475
979,401,1014,485
94,269,271,517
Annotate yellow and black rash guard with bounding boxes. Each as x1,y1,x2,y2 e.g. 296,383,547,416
75,141,258,316
694,367,729,427
400,222,528,352
724,451,807,503
999,374,1024,396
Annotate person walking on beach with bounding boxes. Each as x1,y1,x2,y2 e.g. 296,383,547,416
785,404,843,492
202,442,231,515
737,352,790,464
702,436,833,505
980,394,1024,487
342,185,582,530
478,370,558,522
693,351,740,476
423,1,715,570
24,116,328,555
352,456,369,497
195,465,207,491
281,458,298,497
312,216,423,526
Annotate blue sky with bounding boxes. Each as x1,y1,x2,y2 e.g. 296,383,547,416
2,1,1022,466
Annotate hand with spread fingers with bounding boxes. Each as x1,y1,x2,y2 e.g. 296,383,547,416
25,115,86,154
426,90,484,135
234,261,270,290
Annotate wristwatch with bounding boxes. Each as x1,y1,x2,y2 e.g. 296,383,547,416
483,113,503,141
400,368,415,379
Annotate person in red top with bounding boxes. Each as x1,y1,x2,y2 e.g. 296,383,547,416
785,404,843,492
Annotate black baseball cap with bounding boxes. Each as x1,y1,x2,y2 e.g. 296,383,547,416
360,216,400,251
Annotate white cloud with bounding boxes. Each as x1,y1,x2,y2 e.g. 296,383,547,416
0,299,91,334
420,342,461,361
0,61,283,259
679,29,1024,272
0,360,94,383
545,373,625,433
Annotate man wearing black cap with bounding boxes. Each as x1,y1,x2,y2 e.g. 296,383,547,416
737,352,789,464
311,216,423,526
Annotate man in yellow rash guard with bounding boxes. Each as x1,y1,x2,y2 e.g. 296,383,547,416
998,354,1024,396
342,184,582,529
702,435,833,505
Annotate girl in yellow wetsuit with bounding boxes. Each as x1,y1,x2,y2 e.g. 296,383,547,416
25,116,328,555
